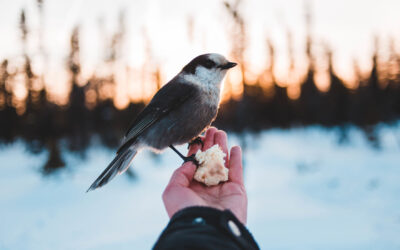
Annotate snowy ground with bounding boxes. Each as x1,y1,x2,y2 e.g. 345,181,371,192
1,126,400,250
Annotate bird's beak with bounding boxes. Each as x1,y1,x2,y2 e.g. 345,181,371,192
220,61,237,70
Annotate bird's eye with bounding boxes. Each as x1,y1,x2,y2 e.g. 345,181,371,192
203,60,215,69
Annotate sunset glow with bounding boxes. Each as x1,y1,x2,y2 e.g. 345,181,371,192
0,0,400,105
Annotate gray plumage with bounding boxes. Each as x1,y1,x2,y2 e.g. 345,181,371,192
87,53,236,192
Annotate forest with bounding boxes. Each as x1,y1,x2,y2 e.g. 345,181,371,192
1,0,399,173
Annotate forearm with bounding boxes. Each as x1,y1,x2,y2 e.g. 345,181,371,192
153,206,259,250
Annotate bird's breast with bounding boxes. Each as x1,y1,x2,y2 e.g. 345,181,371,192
198,83,221,107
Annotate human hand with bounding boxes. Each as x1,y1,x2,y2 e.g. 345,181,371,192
162,127,247,224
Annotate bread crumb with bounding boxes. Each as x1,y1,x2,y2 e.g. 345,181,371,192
194,145,229,186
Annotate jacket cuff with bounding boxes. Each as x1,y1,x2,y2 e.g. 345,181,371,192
166,206,259,250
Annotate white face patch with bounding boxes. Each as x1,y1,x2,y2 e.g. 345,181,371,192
182,67,226,88
180,53,231,106
182,54,229,90
195,66,226,87
181,66,227,106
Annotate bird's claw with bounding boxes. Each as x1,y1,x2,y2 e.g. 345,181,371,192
184,153,199,167
188,137,204,149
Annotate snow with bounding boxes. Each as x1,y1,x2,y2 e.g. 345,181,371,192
1,126,400,249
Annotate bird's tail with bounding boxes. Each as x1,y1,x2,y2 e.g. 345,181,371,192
87,147,137,192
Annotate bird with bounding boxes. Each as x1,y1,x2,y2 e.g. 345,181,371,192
87,53,237,192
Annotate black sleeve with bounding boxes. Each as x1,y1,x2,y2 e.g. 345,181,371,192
153,206,259,250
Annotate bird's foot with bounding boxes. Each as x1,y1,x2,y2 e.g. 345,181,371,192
188,137,204,149
183,154,199,167
169,145,199,167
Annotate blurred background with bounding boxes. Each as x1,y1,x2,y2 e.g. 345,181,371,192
1,0,400,249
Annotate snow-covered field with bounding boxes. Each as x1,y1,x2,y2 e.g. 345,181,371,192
1,126,400,250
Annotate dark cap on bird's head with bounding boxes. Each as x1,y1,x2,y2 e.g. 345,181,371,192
182,53,237,75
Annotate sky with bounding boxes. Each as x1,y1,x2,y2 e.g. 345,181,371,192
1,0,400,103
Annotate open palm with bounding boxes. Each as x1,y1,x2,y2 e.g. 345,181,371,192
162,127,247,224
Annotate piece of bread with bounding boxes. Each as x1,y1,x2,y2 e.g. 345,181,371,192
194,145,229,186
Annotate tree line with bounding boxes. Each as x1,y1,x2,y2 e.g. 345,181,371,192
0,1,399,173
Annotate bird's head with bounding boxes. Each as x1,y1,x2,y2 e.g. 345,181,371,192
181,53,237,88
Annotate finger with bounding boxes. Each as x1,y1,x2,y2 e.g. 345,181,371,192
168,162,197,187
203,127,217,151
228,146,243,184
214,130,229,167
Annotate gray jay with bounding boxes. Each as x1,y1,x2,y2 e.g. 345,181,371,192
87,53,237,192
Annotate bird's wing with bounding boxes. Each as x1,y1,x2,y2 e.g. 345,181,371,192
117,79,197,153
